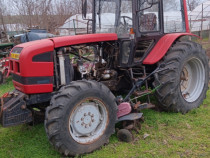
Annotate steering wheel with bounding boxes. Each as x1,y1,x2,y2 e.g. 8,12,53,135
120,16,132,26
117,16,132,35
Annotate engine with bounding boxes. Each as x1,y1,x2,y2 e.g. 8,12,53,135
56,43,124,91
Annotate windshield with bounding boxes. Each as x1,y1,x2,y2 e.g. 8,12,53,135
95,0,132,37
138,0,160,32
163,0,186,33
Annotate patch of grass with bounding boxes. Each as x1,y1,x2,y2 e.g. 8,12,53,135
0,78,14,96
0,79,209,158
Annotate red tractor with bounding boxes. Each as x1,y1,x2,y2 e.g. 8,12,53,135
0,0,209,156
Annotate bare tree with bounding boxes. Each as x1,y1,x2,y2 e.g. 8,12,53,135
163,0,180,11
11,0,73,33
0,0,7,33
12,0,38,28
187,0,201,11
1,0,94,33
47,0,73,33
0,0,12,42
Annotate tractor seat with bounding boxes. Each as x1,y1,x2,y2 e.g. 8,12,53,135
140,13,157,32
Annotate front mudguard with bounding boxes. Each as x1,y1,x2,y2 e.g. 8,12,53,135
0,90,32,127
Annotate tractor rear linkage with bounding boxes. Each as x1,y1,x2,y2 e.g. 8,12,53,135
117,63,170,122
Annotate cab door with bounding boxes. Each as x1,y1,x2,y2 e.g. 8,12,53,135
132,0,163,65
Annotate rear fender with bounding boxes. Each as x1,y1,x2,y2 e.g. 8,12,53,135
143,33,199,65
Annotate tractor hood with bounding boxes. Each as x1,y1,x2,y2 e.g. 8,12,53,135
9,33,118,94
50,33,118,48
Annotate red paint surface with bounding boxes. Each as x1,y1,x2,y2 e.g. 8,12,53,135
50,33,118,48
143,33,195,65
10,40,54,94
2,92,9,98
13,80,53,94
183,0,190,33
4,58,10,67
11,40,54,77
117,102,132,118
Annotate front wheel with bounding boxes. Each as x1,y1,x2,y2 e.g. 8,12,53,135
45,80,117,156
153,41,209,113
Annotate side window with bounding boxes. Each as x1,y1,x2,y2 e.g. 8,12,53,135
95,0,117,33
163,0,186,33
117,0,133,37
138,1,160,32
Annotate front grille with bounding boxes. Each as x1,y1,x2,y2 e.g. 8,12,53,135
10,61,13,71
15,62,20,73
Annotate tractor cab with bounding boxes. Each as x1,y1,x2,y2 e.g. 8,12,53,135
85,0,187,35
83,0,188,66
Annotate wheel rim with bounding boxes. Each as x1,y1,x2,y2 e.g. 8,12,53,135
69,98,108,144
180,57,205,103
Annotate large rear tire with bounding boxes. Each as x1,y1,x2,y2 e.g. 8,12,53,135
153,41,209,113
45,80,117,156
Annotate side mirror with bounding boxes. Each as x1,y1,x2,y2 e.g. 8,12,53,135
147,0,160,5
82,0,87,19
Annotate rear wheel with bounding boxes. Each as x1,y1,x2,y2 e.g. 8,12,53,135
154,41,209,113
45,80,117,156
